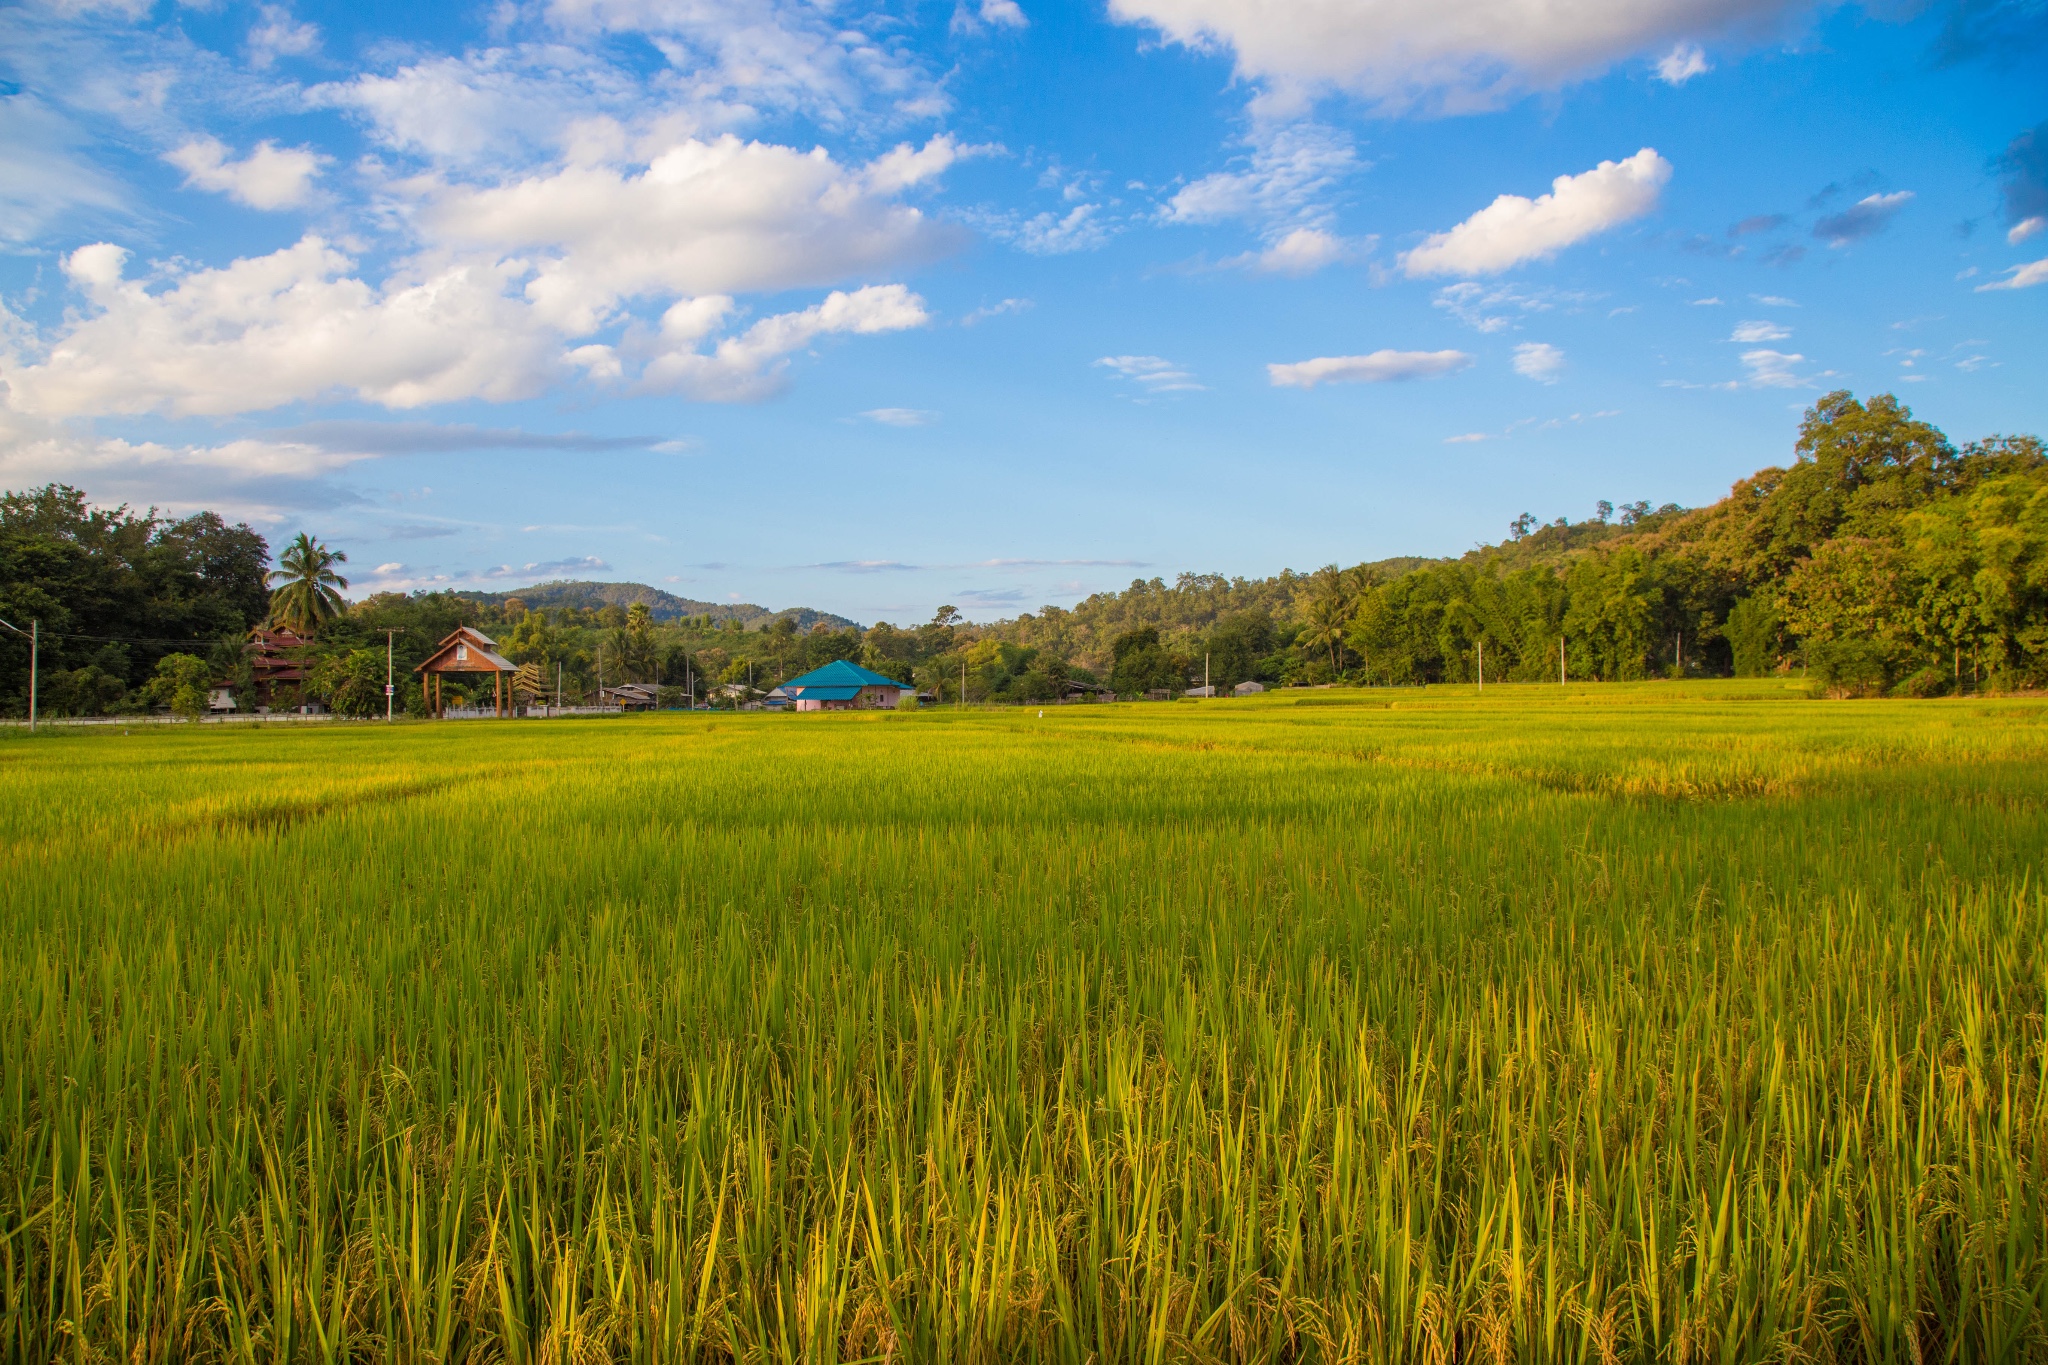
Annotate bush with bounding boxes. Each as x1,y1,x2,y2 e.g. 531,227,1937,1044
1890,667,1951,699
1805,639,1896,698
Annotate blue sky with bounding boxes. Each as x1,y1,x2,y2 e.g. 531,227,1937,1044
2,0,2042,622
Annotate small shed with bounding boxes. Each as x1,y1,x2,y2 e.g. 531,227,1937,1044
1233,680,1266,695
781,660,910,711
600,682,658,710
415,626,517,718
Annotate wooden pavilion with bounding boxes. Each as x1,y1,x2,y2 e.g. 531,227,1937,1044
415,626,518,718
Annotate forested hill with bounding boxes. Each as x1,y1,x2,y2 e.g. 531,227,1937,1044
459,581,855,631
978,392,2046,697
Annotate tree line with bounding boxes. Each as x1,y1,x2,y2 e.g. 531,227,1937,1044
3,391,2042,718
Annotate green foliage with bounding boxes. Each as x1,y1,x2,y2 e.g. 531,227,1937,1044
1,694,2043,1358
268,532,350,635
308,648,390,718
1723,596,1782,677
0,485,269,716
138,652,212,718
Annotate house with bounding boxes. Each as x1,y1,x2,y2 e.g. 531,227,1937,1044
1058,680,1114,703
762,686,794,709
208,687,237,713
1184,684,1218,698
415,626,517,718
780,660,910,711
1233,681,1266,695
599,682,659,710
246,627,310,710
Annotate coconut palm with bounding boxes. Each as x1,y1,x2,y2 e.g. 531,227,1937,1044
268,533,349,635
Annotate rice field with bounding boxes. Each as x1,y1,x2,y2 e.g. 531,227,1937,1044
2,682,2044,1363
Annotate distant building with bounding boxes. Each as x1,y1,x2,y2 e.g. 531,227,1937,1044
245,627,311,710
1058,680,1114,703
599,683,659,710
415,626,517,718
781,660,910,711
1233,681,1266,695
1184,685,1218,698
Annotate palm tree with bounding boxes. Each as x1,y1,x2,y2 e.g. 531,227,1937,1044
1299,565,1356,674
268,534,349,635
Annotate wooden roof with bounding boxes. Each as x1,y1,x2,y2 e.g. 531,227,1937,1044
415,625,516,674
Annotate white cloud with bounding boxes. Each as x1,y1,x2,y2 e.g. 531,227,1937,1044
1512,341,1564,381
2010,216,2046,245
1108,0,1803,113
1268,349,1472,387
419,134,964,332
977,0,1028,27
1975,258,2048,291
860,407,938,426
1740,348,1808,387
961,297,1031,325
1095,355,1203,391
1433,281,1584,332
165,138,326,210
248,5,320,68
0,95,126,244
640,284,930,401
1730,319,1790,342
5,239,558,418
1401,148,1670,277
1813,190,1912,245
1166,122,1361,229
1654,43,1709,84
1010,204,1113,254
541,0,935,124
1229,227,1358,274
1444,432,1489,443
1751,294,1798,306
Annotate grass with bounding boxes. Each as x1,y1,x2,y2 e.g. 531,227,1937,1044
1,681,2043,1362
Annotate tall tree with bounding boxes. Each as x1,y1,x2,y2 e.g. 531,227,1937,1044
268,534,349,635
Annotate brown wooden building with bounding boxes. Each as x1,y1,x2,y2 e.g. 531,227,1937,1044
415,626,517,717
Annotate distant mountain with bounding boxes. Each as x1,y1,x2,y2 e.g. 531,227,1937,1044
459,580,858,631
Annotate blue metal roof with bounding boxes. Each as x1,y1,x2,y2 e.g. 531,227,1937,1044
790,685,862,700
782,659,910,691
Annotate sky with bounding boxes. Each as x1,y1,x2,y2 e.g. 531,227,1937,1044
1,0,2043,623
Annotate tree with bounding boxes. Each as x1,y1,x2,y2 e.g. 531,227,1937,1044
309,649,387,717
269,534,349,635
1299,566,1355,675
140,653,212,719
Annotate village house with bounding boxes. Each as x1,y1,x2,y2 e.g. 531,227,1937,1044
780,660,910,711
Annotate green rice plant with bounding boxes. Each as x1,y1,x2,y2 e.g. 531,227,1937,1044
0,681,2043,1361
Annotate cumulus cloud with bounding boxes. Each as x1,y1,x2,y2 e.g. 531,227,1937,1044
1096,354,1204,392
248,5,320,68
1730,319,1790,342
1401,148,1671,277
1813,190,1912,245
1512,341,1564,381
1267,349,1472,387
165,137,326,210
640,285,930,401
1225,227,1360,274
5,239,556,419
1655,43,1710,84
418,134,964,332
1109,0,1804,113
1975,258,2048,291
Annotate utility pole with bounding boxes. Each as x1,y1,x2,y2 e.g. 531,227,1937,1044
1,617,35,731
1204,651,1210,697
960,654,966,709
556,661,562,716
1477,639,1484,692
1560,637,1566,686
384,629,396,722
